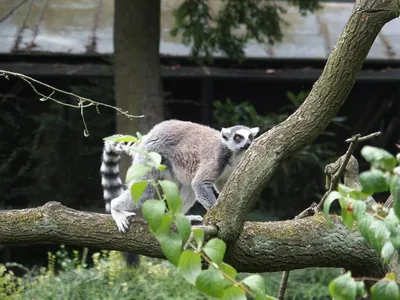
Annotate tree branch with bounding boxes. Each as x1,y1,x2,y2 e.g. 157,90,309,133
207,0,400,241
0,202,384,277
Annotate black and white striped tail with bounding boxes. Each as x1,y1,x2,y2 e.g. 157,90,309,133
100,142,127,213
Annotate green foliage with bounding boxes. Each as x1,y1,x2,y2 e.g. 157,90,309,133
324,145,400,299
212,93,347,217
103,133,277,299
171,0,321,61
0,247,339,300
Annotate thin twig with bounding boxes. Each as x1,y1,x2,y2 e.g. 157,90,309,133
0,70,143,136
278,271,290,300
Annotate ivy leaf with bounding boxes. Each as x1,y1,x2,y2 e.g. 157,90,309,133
159,232,182,266
355,281,367,298
371,278,400,300
126,164,151,184
158,164,167,172
390,175,400,219
323,191,341,225
381,241,395,263
328,272,356,300
222,285,246,300
357,213,375,244
148,152,162,167
174,214,192,244
203,238,227,265
159,180,182,214
178,250,201,285
141,200,166,232
396,153,400,165
361,146,397,171
130,181,148,204
192,228,205,249
241,275,266,300
195,270,225,298
360,169,389,195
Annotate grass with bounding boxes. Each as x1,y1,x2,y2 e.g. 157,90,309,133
0,246,340,300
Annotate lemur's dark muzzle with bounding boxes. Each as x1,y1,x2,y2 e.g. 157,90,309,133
242,142,251,150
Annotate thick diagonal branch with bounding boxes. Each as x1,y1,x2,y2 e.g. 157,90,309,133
208,0,400,241
0,202,384,277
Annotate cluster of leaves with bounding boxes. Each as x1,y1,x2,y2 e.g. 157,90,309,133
324,146,400,299
212,92,347,217
171,0,321,62
105,134,277,299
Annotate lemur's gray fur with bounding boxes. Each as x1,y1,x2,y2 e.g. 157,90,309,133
100,119,259,232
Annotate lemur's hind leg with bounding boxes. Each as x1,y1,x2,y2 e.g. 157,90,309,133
110,152,159,233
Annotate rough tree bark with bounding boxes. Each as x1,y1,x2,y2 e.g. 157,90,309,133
114,0,164,177
206,0,400,242
0,202,385,277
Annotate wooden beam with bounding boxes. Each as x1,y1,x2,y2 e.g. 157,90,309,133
1,62,400,82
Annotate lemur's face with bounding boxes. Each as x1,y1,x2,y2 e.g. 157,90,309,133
220,126,259,152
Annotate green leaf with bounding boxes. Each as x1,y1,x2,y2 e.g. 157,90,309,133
324,191,341,225
155,214,173,238
158,164,167,172
141,200,166,232
103,134,137,142
370,220,390,252
352,201,367,221
357,213,374,244
390,234,400,249
242,275,266,300
338,184,352,197
219,262,237,281
126,164,152,184
192,228,205,249
341,207,355,230
361,146,397,171
360,169,389,194
159,232,182,266
178,250,202,285
130,181,149,204
328,272,356,300
381,241,395,263
195,270,225,298
390,175,400,219
203,239,226,265
175,214,192,244
355,281,367,298
349,190,369,201
148,152,162,167
159,180,182,214
371,279,400,300
396,153,400,165
385,209,400,234
222,285,246,300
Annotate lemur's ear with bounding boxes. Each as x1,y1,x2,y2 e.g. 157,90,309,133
250,127,260,136
221,128,230,140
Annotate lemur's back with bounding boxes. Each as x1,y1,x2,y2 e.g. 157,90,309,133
139,120,222,184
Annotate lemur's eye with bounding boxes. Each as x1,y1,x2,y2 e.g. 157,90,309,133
234,134,243,142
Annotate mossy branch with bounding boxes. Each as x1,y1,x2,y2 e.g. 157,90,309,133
0,202,384,277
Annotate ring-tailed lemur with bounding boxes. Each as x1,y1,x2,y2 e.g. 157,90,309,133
101,119,259,232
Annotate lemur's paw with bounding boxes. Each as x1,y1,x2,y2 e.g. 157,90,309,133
111,210,136,233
